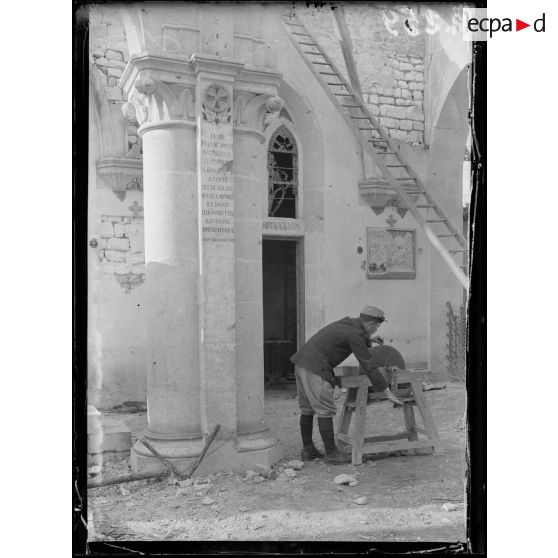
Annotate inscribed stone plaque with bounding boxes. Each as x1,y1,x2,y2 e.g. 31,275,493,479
200,84,234,241
366,227,416,279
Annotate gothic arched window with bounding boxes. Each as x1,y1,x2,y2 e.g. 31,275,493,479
267,126,298,218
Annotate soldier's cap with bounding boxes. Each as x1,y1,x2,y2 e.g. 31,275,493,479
360,306,387,323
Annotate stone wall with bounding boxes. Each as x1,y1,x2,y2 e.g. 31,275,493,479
89,5,141,156
294,5,425,144
95,206,145,294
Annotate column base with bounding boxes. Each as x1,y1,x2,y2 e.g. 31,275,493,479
130,430,283,475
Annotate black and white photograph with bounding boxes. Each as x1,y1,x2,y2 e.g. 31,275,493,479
74,1,486,549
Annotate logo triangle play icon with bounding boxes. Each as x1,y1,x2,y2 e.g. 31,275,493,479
516,19,530,31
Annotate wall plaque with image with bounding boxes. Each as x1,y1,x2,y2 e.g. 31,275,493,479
366,227,416,279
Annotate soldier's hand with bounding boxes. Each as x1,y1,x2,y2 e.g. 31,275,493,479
370,335,384,345
384,387,405,407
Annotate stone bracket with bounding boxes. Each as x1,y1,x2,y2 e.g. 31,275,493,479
96,157,143,201
359,178,420,218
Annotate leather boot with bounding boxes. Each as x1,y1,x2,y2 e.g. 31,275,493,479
318,417,350,464
300,414,324,461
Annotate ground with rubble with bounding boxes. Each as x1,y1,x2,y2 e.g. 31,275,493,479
87,382,467,542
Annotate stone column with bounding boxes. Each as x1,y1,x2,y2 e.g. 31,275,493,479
233,95,283,455
124,76,204,472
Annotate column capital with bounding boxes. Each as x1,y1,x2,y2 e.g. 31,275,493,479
233,92,284,134
119,53,197,128
122,75,196,129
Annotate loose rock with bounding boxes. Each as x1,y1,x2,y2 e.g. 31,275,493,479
244,470,258,481
283,468,297,478
88,465,102,475
167,478,178,486
286,460,304,471
354,496,368,505
334,474,358,485
252,475,266,484
442,503,458,512
178,479,193,488
118,487,131,496
277,473,289,483
254,464,277,480
349,480,359,487
202,496,215,505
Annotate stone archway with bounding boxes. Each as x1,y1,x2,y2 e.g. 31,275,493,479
427,65,470,376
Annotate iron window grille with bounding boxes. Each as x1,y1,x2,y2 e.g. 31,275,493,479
267,126,298,218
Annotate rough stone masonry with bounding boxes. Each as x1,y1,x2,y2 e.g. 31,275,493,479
297,5,426,144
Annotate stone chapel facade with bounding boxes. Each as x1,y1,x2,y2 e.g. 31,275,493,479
88,3,470,472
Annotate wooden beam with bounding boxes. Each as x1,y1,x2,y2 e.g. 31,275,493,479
331,6,362,99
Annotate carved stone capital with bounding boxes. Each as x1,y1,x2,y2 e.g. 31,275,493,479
123,75,196,127
233,93,284,132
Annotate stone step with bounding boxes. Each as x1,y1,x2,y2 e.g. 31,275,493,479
87,407,132,464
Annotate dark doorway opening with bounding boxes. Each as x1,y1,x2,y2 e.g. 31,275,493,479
262,238,301,387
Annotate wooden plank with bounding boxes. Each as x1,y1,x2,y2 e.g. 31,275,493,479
362,439,437,455
336,388,356,447
337,433,352,445
410,379,440,441
363,432,409,444
413,425,427,436
339,375,370,388
403,405,419,441
351,385,369,465
331,6,363,99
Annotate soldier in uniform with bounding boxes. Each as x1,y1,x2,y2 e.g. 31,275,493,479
290,306,404,464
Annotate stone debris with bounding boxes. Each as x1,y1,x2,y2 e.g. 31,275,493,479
167,478,178,486
349,480,359,487
88,465,102,476
239,506,250,512
202,496,215,505
178,479,193,488
286,460,304,471
252,475,266,484
442,503,458,512
440,517,453,524
354,496,368,505
244,470,258,481
254,464,277,480
283,468,297,478
277,473,289,483
118,487,131,496
292,478,307,485
333,474,357,485
367,461,378,467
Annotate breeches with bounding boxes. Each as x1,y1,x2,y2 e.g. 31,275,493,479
295,366,337,418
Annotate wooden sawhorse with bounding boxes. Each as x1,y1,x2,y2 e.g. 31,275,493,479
335,367,440,465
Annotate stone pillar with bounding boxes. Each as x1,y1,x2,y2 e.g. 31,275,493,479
193,56,240,439
124,76,204,472
233,95,283,455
